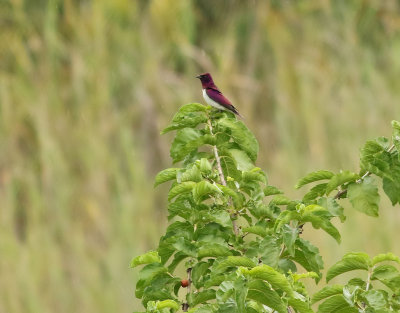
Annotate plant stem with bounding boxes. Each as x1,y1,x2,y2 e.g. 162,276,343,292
182,267,192,312
279,245,286,258
207,119,238,235
366,266,374,291
187,267,192,294
207,119,227,186
333,189,347,199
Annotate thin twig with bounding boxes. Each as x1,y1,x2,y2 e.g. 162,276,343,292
334,189,347,200
207,119,238,235
365,266,374,291
279,245,286,258
187,267,192,294
182,267,192,312
208,119,226,186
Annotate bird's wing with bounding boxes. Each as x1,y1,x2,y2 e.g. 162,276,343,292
206,87,232,106
206,88,239,114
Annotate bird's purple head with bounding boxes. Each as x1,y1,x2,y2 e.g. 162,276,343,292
196,73,215,88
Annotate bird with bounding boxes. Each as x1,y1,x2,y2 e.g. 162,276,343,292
196,73,242,118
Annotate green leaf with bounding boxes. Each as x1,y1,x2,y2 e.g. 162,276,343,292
303,183,328,202
278,259,297,274
274,210,301,231
167,197,193,221
360,138,392,179
140,274,178,306
288,297,314,313
217,256,256,270
291,272,319,282
199,158,212,174
194,223,230,243
311,285,343,304
295,170,334,189
247,280,287,313
381,153,400,205
218,117,259,161
154,168,180,187
179,165,202,183
156,299,180,310
242,168,267,184
172,237,197,257
131,251,161,268
240,264,293,296
197,243,233,259
347,177,380,217
281,224,299,257
162,111,207,134
191,262,211,289
383,177,400,206
186,304,217,313
270,195,293,206
234,276,248,312
168,251,189,273
203,275,228,289
293,239,324,280
242,226,268,237
177,103,208,113
392,120,400,158
183,151,213,167
372,253,400,266
190,289,216,307
168,182,196,201
264,185,283,196
216,281,235,304
170,128,202,162
317,294,358,313
371,264,400,293
317,197,346,222
171,130,215,163
217,184,242,208
208,210,232,229
259,235,281,267
228,148,255,171
326,252,370,282
301,205,341,243
158,238,177,264
192,181,221,202
219,153,242,182
361,290,387,310
135,263,169,298
325,170,358,195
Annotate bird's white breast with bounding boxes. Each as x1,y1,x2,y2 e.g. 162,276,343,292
202,89,226,111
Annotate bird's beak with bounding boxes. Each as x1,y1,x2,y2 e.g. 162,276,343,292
196,75,201,79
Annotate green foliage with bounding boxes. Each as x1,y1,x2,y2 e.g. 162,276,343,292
314,252,400,312
295,170,334,189
326,252,370,282
131,251,161,268
132,109,400,312
347,178,380,217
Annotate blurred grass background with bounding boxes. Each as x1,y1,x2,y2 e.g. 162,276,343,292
1,0,400,312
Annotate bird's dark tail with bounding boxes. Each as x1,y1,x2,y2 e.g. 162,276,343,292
232,107,244,120
236,112,245,120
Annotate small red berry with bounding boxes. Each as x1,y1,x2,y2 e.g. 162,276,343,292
181,279,189,287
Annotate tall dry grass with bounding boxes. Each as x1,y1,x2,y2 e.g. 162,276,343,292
0,0,400,312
